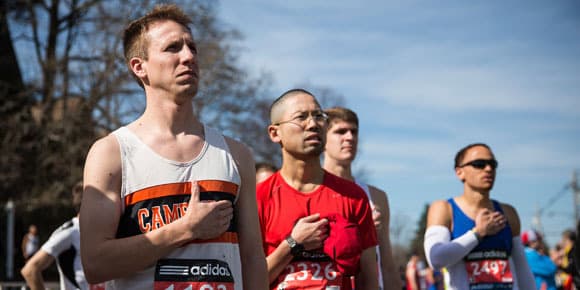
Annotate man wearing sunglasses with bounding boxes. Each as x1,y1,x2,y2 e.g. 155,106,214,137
256,89,378,289
424,143,535,289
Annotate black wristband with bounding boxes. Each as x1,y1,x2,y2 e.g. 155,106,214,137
285,235,304,256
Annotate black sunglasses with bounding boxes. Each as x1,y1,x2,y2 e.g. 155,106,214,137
459,159,498,170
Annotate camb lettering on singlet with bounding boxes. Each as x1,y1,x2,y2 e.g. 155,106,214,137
464,249,513,290
154,259,234,290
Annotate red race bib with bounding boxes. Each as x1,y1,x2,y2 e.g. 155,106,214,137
274,261,343,290
464,250,513,289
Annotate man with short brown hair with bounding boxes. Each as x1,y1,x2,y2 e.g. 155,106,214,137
80,4,267,289
323,106,401,290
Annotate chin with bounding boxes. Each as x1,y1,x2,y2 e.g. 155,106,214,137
305,146,324,156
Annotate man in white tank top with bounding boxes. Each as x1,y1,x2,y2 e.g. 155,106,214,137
79,4,267,290
322,107,402,290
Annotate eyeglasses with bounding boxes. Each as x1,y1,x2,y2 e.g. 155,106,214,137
273,110,328,127
459,159,498,170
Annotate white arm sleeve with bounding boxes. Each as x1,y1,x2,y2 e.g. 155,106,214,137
510,236,536,290
424,225,479,269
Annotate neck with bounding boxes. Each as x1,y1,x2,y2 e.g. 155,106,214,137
280,156,325,193
461,187,493,208
139,91,199,135
323,157,353,181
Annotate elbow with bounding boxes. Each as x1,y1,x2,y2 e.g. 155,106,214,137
83,262,106,284
20,263,35,281
82,254,107,284
425,251,445,270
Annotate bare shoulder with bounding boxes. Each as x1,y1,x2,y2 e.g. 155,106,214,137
224,136,253,167
83,134,122,198
499,202,521,236
426,199,452,228
85,134,121,172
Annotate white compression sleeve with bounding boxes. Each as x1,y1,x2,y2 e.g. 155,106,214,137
510,236,536,289
424,225,479,269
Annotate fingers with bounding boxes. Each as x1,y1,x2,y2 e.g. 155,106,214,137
189,181,200,204
300,213,321,223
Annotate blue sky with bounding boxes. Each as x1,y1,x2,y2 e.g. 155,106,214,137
217,1,580,247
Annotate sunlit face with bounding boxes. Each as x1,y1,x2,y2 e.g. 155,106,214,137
325,120,358,164
456,145,497,192
139,20,199,101
272,93,326,157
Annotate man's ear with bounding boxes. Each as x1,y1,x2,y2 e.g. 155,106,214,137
130,57,147,79
268,125,281,144
455,167,465,182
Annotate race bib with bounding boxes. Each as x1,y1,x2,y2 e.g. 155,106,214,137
154,259,234,290
464,250,513,290
274,260,343,290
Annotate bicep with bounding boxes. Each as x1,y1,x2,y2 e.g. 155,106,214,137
80,137,123,246
502,203,520,236
426,200,451,229
227,139,262,248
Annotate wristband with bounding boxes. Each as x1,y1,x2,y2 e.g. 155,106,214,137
285,235,304,256
470,228,481,242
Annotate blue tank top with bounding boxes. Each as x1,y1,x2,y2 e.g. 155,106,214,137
448,198,514,290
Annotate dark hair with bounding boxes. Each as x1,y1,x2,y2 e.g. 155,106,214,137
269,88,318,123
123,4,193,87
325,107,359,128
563,228,576,242
454,143,492,168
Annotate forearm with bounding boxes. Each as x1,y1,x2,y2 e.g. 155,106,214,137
381,258,402,290
266,242,293,283
21,251,53,290
82,218,191,283
355,248,379,290
511,237,536,289
424,225,479,269
21,269,45,290
378,235,402,290
236,194,268,288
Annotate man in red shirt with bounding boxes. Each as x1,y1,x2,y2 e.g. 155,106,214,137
256,88,378,290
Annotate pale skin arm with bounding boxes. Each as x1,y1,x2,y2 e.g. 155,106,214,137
405,263,419,290
369,185,402,290
354,247,379,290
265,214,329,283
21,235,29,259
225,138,268,289
20,250,54,290
80,135,234,283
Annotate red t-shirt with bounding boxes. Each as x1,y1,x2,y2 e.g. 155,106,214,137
256,171,378,290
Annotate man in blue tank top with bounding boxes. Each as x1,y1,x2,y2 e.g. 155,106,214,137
424,143,535,289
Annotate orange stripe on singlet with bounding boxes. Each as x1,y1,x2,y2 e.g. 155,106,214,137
124,180,239,206
185,232,239,245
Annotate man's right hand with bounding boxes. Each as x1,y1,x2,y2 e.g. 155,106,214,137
474,208,506,238
290,213,329,251
184,181,234,240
